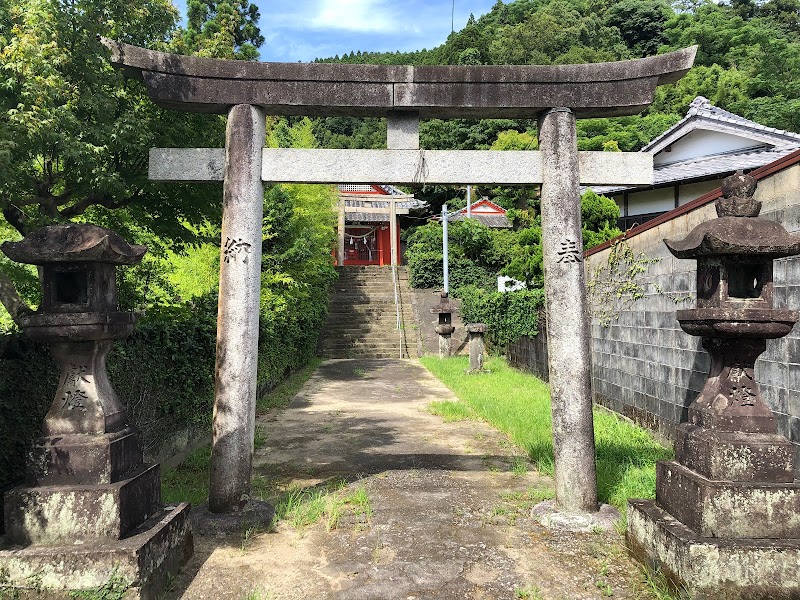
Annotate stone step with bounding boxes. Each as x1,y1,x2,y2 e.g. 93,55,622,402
320,342,407,350
329,295,397,302
324,313,400,322
321,328,403,338
320,352,410,359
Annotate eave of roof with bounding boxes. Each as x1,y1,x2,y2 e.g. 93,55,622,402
584,148,800,258
587,97,800,197
643,96,800,154
590,146,799,196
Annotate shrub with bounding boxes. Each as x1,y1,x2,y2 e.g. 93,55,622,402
458,285,545,349
408,251,495,291
0,285,329,499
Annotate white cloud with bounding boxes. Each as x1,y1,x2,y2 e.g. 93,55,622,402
258,0,496,62
311,0,399,34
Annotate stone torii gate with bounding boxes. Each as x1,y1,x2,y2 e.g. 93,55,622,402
104,39,696,516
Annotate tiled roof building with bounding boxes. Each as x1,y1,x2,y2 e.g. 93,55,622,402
588,96,800,230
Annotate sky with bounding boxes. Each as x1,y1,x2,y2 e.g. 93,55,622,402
173,0,498,62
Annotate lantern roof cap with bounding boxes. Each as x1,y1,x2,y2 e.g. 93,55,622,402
2,224,146,265
665,172,800,259
665,217,800,259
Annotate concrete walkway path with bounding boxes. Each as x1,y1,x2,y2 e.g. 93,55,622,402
168,359,651,600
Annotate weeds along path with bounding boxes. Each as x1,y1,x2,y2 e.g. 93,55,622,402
168,359,659,600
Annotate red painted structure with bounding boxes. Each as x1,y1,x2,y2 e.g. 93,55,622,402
336,185,403,266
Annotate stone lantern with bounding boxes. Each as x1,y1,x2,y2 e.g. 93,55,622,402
466,323,488,374
431,291,456,358
627,172,800,598
0,224,191,597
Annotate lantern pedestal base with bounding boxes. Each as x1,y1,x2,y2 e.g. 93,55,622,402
3,464,161,546
27,426,144,487
627,499,800,600
0,502,192,600
628,420,800,600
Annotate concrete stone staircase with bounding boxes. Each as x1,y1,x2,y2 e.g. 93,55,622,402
319,266,419,359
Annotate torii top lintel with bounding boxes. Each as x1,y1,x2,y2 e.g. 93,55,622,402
103,39,696,119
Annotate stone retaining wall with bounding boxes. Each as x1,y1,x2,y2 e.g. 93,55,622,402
509,161,800,464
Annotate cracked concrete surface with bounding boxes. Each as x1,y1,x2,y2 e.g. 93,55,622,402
167,359,653,600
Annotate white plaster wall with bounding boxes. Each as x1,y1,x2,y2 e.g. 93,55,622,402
654,129,765,166
627,188,674,215
678,180,721,205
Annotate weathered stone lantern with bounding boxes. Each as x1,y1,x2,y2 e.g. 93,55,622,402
0,224,192,597
466,323,488,374
431,291,456,358
628,172,800,598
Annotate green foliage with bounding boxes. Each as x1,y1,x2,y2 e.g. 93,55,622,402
586,236,660,328
604,0,671,57
581,191,619,231
490,130,539,150
178,0,264,59
421,356,673,514
458,286,544,348
407,251,496,291
0,0,232,247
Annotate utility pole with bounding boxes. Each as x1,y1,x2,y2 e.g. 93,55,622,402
467,185,472,219
442,204,449,294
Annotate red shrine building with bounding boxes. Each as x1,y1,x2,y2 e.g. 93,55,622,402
335,185,426,266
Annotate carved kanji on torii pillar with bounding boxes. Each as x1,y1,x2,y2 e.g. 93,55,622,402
102,38,696,517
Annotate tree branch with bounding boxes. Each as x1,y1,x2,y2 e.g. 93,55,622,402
59,190,142,218
3,205,28,237
0,271,33,327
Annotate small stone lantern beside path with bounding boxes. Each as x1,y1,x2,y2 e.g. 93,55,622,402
466,323,488,374
628,172,800,599
0,224,192,598
431,291,456,358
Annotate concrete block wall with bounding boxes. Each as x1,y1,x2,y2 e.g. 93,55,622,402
509,162,800,460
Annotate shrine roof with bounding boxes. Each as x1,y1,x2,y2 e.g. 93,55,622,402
447,199,512,228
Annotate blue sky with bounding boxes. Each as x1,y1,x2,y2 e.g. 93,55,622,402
173,0,498,62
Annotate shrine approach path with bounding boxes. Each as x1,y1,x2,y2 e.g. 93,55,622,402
168,358,651,600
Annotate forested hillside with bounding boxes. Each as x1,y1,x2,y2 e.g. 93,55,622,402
312,0,800,213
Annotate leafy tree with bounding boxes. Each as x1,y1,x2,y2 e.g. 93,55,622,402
176,0,264,59
759,0,800,33
604,0,670,57
0,0,269,321
490,130,538,150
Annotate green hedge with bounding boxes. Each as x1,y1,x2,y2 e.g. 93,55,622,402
0,289,328,499
457,285,545,349
408,251,496,291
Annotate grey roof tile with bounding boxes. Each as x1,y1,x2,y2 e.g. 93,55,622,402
587,97,800,196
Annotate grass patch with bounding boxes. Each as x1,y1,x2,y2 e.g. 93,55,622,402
254,425,268,450
428,400,475,422
419,356,672,513
515,585,543,600
162,445,212,506
257,357,322,413
274,481,372,531
241,588,273,600
162,359,321,504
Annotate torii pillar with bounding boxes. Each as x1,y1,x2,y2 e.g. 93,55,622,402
103,39,696,516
